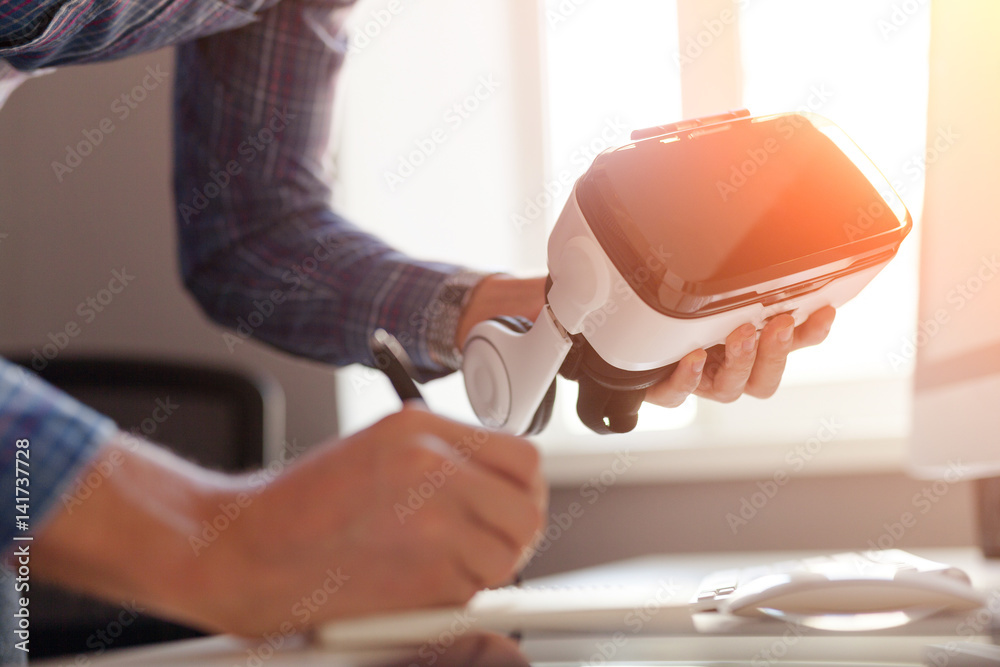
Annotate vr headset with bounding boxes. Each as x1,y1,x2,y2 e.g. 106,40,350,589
462,110,912,435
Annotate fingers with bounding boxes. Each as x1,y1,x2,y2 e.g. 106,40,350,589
652,307,837,405
424,555,485,607
792,305,836,350
696,322,758,403
398,405,541,490
453,463,543,551
427,469,541,590
387,406,546,589
421,633,530,667
444,435,545,586
744,313,795,398
644,350,706,408
451,519,522,588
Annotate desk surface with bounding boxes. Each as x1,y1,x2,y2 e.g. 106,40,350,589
35,548,1000,667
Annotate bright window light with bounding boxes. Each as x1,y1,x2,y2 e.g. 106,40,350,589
738,0,928,385
543,0,681,225
541,0,696,443
534,0,928,453
333,0,930,465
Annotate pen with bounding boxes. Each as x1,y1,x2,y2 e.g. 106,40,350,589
369,328,425,404
370,328,526,605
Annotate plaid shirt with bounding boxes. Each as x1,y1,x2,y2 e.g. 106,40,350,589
0,0,486,551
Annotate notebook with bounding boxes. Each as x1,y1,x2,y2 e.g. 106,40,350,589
316,549,984,648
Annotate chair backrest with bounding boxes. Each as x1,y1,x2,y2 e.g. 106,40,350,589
6,356,285,658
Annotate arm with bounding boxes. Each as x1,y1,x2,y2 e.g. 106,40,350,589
0,359,116,550
0,0,278,73
32,405,545,636
174,0,489,378
0,352,542,635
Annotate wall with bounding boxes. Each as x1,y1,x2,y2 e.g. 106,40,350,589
525,472,977,578
0,49,339,457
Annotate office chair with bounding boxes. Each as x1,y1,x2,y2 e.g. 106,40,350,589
5,356,285,658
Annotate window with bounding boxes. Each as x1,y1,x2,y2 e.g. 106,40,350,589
332,0,930,481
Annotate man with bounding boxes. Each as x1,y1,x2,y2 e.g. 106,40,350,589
0,0,835,656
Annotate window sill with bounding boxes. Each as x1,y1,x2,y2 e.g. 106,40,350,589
537,373,912,486
541,434,908,487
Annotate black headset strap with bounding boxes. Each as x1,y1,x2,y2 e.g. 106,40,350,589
559,333,677,434
575,381,647,434
489,315,557,435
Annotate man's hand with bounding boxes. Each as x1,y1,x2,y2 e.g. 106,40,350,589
645,306,837,407
32,406,546,637
457,275,836,409
201,405,546,635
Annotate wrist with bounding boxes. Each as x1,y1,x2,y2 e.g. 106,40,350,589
454,274,547,348
164,476,258,633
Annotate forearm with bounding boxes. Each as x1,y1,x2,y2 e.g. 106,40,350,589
181,204,489,375
32,433,237,632
0,0,278,74
32,409,547,638
174,0,490,377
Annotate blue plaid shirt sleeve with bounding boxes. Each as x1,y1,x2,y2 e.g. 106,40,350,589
173,0,486,376
0,0,271,72
0,360,117,550
1,0,486,376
